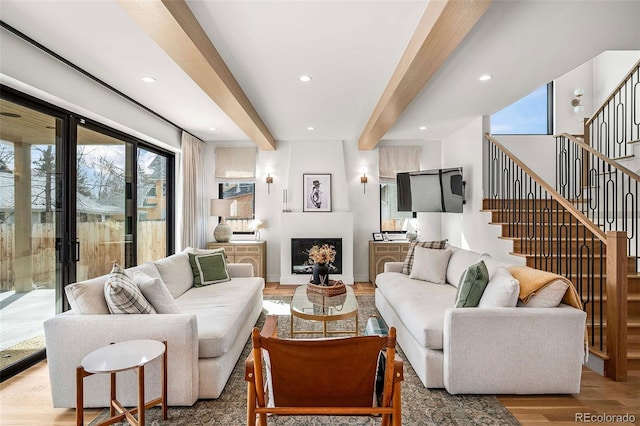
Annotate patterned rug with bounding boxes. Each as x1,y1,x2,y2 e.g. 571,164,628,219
90,295,519,425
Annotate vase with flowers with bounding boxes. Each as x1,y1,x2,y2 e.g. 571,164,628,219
249,219,264,241
307,243,336,286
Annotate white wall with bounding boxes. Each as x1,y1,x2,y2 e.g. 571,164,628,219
441,117,517,263
205,138,442,282
0,27,182,152
593,50,640,107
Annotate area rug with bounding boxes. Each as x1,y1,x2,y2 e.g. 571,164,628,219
90,295,519,425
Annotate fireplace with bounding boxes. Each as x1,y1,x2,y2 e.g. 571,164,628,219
291,238,343,275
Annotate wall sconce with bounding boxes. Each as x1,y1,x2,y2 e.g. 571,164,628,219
571,88,584,114
266,173,273,194
360,168,368,193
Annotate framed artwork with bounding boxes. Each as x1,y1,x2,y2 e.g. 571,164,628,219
303,174,332,212
372,232,384,241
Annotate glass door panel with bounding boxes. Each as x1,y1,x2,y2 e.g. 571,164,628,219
76,125,129,280
0,98,61,372
137,148,167,263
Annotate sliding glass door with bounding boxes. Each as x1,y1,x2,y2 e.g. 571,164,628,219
76,124,132,280
0,97,64,375
0,87,174,379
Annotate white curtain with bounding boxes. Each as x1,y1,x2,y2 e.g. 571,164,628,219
214,147,256,181
181,132,207,249
378,146,421,183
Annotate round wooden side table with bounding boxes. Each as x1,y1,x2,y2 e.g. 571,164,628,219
76,339,168,426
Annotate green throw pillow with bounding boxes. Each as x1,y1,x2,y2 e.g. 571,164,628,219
189,252,230,287
455,260,490,308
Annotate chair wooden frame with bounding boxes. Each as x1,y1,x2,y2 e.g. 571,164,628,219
244,316,403,426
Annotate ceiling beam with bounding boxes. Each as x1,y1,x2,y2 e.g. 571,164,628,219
118,0,276,150
358,0,492,150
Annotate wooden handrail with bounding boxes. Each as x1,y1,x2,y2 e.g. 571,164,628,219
485,133,607,243
585,59,640,127
556,133,640,183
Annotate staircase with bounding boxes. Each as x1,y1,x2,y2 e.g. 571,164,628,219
481,60,640,380
482,196,640,372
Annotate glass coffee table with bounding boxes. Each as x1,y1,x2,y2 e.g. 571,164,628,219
290,284,358,337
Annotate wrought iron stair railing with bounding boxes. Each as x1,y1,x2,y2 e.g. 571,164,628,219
556,133,639,263
584,59,639,159
485,133,628,380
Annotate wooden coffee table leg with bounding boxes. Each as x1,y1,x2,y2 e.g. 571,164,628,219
138,365,145,425
76,367,84,426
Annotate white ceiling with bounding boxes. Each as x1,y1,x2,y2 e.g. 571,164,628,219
1,0,639,147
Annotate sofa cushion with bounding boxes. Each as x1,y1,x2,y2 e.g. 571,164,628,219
375,272,456,350
518,279,569,308
135,273,180,314
455,261,490,308
478,254,511,279
409,247,452,284
402,240,447,275
175,277,264,358
188,252,230,286
65,276,110,315
153,251,194,299
104,264,156,314
478,267,520,308
445,246,483,287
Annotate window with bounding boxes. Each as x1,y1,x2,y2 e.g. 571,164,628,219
380,182,414,232
218,182,255,233
491,82,554,135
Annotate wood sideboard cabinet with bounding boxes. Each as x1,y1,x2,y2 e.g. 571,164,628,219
206,241,267,280
368,240,410,283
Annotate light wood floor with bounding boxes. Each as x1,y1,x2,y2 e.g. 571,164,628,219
1,282,638,426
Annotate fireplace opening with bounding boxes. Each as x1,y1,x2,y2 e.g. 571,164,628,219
291,238,343,275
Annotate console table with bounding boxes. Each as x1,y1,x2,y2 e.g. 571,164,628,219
368,240,409,283
206,241,266,280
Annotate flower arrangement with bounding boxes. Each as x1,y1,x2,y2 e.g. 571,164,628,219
307,243,336,265
248,219,264,232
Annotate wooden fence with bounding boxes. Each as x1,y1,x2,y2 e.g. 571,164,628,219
0,221,166,291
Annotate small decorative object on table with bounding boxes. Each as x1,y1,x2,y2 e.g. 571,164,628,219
308,243,336,285
307,279,346,296
249,219,265,241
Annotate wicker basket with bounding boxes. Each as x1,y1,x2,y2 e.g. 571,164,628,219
306,289,347,307
306,279,346,296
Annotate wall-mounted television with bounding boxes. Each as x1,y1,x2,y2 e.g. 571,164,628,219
397,167,464,213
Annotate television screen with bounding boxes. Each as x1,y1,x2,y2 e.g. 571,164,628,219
397,168,464,213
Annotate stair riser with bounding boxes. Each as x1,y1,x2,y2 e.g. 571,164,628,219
582,300,640,317
483,199,567,210
491,210,576,223
500,223,592,238
526,256,607,274
511,240,605,255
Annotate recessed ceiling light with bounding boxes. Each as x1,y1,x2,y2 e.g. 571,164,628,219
299,75,312,83
418,126,427,131
307,126,315,131
478,74,493,81
209,127,218,131
141,76,156,83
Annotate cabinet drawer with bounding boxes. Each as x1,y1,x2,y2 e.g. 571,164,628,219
235,246,260,254
374,245,403,254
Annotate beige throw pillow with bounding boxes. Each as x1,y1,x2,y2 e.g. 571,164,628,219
402,239,447,275
408,247,452,284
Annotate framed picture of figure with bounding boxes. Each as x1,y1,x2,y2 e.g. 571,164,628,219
303,174,332,212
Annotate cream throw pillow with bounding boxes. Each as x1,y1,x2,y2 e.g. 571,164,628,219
408,247,452,284
518,279,569,308
478,267,520,308
134,273,180,314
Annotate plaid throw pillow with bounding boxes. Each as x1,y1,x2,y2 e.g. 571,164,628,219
402,240,447,275
104,263,156,314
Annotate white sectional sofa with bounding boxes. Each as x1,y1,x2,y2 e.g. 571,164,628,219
374,244,587,395
44,249,264,408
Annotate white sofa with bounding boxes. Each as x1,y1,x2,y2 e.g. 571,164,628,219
44,249,264,408
374,244,587,395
